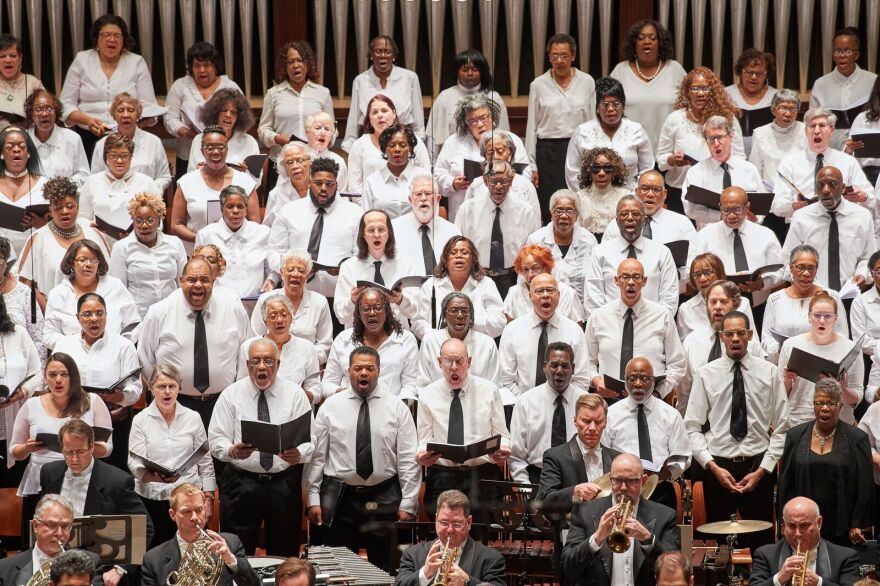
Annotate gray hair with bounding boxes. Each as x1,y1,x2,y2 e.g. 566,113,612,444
409,171,439,195
789,244,819,264
478,130,516,160
772,89,800,109
305,111,335,131
549,189,581,217
281,249,313,274
34,493,74,520
148,363,182,388
702,115,732,137
483,158,513,178
277,142,312,181
50,550,95,584
261,292,295,322
616,194,645,214
804,107,837,128
219,184,248,206
453,94,501,136
814,378,842,402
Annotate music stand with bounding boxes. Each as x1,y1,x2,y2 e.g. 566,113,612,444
70,514,148,565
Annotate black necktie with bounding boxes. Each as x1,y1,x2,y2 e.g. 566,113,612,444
535,320,548,386
257,391,273,470
709,332,722,361
732,228,748,272
730,361,748,441
448,389,464,444
193,310,209,393
307,207,326,261
490,207,504,272
828,210,840,289
626,244,637,259
419,224,436,274
721,162,731,189
815,153,825,180
373,260,385,286
637,404,653,461
356,397,373,480
642,216,653,239
620,308,634,378
551,395,567,447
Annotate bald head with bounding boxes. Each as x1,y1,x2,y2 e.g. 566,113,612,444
615,258,646,306
783,497,820,522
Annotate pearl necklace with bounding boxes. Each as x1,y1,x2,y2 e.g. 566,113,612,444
3,169,27,179
635,59,665,82
48,220,82,240
813,425,836,451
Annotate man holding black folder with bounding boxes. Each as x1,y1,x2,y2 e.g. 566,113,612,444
208,339,313,557
306,346,419,570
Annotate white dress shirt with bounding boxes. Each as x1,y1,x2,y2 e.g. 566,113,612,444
78,170,161,240
586,298,686,398
604,208,697,245
772,148,874,219
43,276,139,350
684,353,790,472
0,327,42,442
676,294,755,341
60,50,158,129
761,289,848,364
604,395,691,479
343,66,425,152
410,276,506,340
454,195,540,269
177,169,258,245
257,80,334,161
464,174,541,217
333,253,421,328
60,458,94,517
424,84,510,156
361,163,421,219
857,400,880,483
3,281,46,369
29,127,89,187
305,386,420,514
525,69,596,162
609,60,688,150
108,231,188,319
526,224,598,305
164,74,242,162
54,332,141,406
321,329,419,401
262,181,305,229
499,310,590,396
91,128,172,192
250,289,333,364
577,436,606,482
782,199,876,290
187,131,261,174
208,376,314,473
346,134,432,194
267,195,361,298
564,118,654,190
584,235,680,315
810,65,878,150
503,281,585,323
417,374,510,466
128,401,216,500
416,329,500,388
390,213,462,276
138,289,253,397
748,121,807,187
509,383,588,482
681,156,762,228
851,286,880,394
195,219,275,298
237,335,321,404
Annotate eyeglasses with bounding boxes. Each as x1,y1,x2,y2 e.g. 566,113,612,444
133,217,157,227
487,178,512,187
62,448,90,458
809,312,836,321
792,264,818,274
106,152,131,162
548,53,572,62
466,113,492,127
813,400,840,408
35,519,72,532
591,164,614,174
266,311,291,321
691,269,716,279
202,144,228,153
359,304,386,314
552,208,577,217
625,374,652,384
448,248,471,258
741,69,766,79
77,310,106,319
706,134,730,144
689,86,712,94
532,287,557,295
618,274,644,283
720,206,745,215
833,48,856,57
283,157,310,166
637,185,664,195
99,32,123,40
436,520,467,530
598,100,622,110
32,106,54,114
74,257,99,266
371,48,394,56
246,358,277,367
440,357,467,367
445,307,470,316
775,105,798,114
610,477,642,487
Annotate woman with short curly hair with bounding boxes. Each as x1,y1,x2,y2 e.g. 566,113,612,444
574,147,631,237
186,88,260,174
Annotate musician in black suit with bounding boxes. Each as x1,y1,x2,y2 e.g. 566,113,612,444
38,420,152,586
560,454,680,586
751,497,860,586
537,394,620,518
140,483,259,586
395,490,505,586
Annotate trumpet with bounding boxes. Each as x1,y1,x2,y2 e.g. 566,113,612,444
606,495,633,554
430,538,459,586
793,540,809,586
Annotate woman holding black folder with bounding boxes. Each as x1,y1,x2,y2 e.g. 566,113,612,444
725,49,777,157
128,363,215,547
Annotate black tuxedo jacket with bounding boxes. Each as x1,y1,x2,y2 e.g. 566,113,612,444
560,495,680,586
39,458,154,546
140,533,259,586
537,438,620,517
750,538,860,586
0,548,102,586
394,537,505,586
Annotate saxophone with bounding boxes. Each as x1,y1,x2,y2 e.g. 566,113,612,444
430,539,459,586
27,539,65,586
166,527,223,586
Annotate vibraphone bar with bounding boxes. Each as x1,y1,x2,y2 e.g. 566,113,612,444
307,546,395,586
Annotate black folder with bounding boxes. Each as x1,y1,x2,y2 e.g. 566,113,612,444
785,334,865,383
726,264,784,285
355,275,429,296
0,201,49,232
240,410,311,454
36,426,112,453
664,240,690,268
740,107,774,137
829,102,868,129
94,215,133,240
426,434,502,464
463,159,483,181
684,185,774,215
850,132,880,158
130,441,209,477
82,367,142,395
0,374,35,402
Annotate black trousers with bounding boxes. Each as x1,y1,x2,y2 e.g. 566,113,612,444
105,410,133,472
72,125,101,162
174,156,189,181
219,464,303,556
535,138,569,224
488,273,517,304
177,394,220,438
141,496,178,549
648,480,677,511
424,463,503,522
665,185,685,215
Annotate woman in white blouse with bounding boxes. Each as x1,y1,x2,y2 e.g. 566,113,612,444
411,236,506,339
128,363,215,547
59,15,157,159
90,93,171,192
0,127,48,255
503,243,585,324
850,251,880,399
0,236,44,362
262,142,311,227
109,192,187,319
725,49,777,157
322,287,418,401
0,35,43,127
677,253,755,340
43,239,138,350
251,250,333,364
10,352,112,532
187,89,260,174
845,76,880,185
564,77,653,191
779,292,863,426
748,89,806,188
361,125,420,219
165,42,241,180
574,147,631,238
26,89,89,186
347,94,431,194
304,111,348,190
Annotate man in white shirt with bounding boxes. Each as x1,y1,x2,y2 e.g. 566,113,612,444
391,173,461,275
684,310,789,550
681,115,763,229
772,108,874,219
783,165,876,293
587,258,686,400
603,357,691,510
417,338,511,518
499,273,590,397
508,342,589,484
208,339,314,557
585,195,680,315
604,171,697,245
139,257,253,430
306,346,419,570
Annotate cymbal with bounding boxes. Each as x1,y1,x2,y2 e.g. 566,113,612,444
697,518,773,534
593,473,659,499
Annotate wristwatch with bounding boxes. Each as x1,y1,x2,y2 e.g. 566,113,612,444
113,565,127,577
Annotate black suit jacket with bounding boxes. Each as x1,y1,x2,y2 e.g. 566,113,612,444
560,495,680,586
537,438,620,517
395,537,505,586
140,533,260,586
0,548,102,586
750,538,860,586
39,458,154,546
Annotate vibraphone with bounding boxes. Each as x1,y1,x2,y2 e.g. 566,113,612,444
308,546,395,586
488,539,555,582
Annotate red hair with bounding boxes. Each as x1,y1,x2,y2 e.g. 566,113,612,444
514,244,555,275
